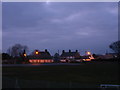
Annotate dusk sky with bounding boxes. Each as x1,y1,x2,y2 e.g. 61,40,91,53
2,2,118,55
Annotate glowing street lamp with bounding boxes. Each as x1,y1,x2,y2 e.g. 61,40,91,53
35,50,39,55
87,52,91,55
86,51,91,55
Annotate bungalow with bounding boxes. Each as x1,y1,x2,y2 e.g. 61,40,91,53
28,49,53,64
60,50,81,62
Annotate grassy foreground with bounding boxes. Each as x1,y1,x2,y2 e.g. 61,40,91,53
3,61,119,85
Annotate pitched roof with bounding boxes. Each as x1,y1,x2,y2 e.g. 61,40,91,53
61,51,80,58
28,50,52,59
61,52,77,56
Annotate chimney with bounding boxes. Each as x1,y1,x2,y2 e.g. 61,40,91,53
23,49,26,54
69,49,71,52
76,50,78,52
62,50,65,53
45,49,48,52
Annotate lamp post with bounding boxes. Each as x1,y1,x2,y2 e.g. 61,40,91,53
85,51,91,55
86,51,94,60
35,50,39,55
87,51,91,55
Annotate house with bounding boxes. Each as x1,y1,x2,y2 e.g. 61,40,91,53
80,51,94,61
60,50,81,62
97,54,115,60
28,49,53,63
80,55,91,61
2,53,14,64
105,53,119,58
53,53,60,62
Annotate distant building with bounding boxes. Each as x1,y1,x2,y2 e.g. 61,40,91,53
106,53,118,58
2,53,14,64
28,49,53,63
97,54,117,60
80,51,94,61
53,53,60,62
92,53,119,60
60,50,81,62
80,55,91,61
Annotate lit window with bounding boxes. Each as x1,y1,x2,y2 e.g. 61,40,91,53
41,60,43,62
35,51,39,55
24,53,27,57
34,60,37,63
29,60,32,63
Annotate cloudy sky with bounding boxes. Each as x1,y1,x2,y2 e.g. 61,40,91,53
2,2,118,55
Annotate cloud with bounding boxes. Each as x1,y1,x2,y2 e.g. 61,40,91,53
2,2,118,54
51,12,84,23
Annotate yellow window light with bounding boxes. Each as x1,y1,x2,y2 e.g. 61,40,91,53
24,53,27,57
35,51,39,55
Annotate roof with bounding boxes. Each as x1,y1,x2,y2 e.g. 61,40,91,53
106,53,119,55
80,56,90,59
61,51,80,58
28,50,52,59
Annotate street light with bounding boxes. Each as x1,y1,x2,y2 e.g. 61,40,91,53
87,51,91,55
35,50,39,55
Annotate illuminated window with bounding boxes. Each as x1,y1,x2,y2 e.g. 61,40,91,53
35,51,39,55
41,60,43,62
37,60,39,63
24,53,27,57
83,59,85,61
48,60,50,62
29,60,32,63
34,60,37,63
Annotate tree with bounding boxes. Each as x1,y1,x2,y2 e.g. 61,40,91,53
2,53,13,60
7,44,29,57
109,41,120,53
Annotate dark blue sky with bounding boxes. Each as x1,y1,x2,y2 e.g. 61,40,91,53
2,2,118,55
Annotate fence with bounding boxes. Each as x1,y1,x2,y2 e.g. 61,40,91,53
100,84,120,90
2,77,99,88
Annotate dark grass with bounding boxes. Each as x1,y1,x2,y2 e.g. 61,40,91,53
2,61,120,85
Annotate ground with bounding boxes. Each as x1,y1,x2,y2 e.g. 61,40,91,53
2,61,120,88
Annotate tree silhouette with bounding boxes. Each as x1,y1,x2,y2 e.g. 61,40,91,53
2,53,13,60
109,41,120,53
7,44,28,57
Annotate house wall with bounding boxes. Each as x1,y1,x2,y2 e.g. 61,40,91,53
29,59,54,63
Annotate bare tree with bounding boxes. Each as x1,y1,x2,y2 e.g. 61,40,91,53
7,44,28,57
109,41,120,53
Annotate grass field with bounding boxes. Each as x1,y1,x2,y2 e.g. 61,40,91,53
2,61,120,88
